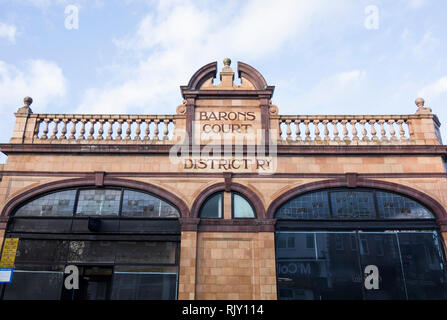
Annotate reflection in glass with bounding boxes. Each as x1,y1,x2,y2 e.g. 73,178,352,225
15,190,76,217
330,191,375,219
2,270,63,300
122,190,179,217
111,272,177,300
275,191,329,219
200,193,222,218
76,189,121,216
376,192,434,219
233,194,255,218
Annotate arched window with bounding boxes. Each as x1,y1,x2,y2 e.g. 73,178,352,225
199,192,256,219
275,188,434,220
274,188,446,301
13,187,180,218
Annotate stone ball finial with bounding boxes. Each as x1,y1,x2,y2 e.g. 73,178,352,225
223,58,231,67
24,96,33,107
415,97,425,108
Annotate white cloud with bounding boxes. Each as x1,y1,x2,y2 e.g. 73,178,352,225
408,0,428,9
419,77,447,100
293,70,367,114
0,59,67,112
413,32,440,59
76,0,354,114
0,23,17,43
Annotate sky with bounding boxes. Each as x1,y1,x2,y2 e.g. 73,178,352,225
0,0,446,163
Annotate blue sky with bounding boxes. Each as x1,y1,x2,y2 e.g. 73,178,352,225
0,0,446,163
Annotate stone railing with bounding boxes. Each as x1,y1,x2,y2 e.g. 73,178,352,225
277,115,413,145
11,111,186,144
274,110,442,145
9,98,442,146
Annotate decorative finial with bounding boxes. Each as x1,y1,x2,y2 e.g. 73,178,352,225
415,97,425,109
223,58,231,67
24,96,33,107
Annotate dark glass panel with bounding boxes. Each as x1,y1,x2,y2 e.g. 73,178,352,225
76,189,121,216
2,270,63,300
276,232,363,300
15,239,68,263
115,242,177,264
275,191,329,219
358,233,407,299
398,232,447,299
122,190,179,218
330,191,375,219
200,193,222,218
14,190,76,217
315,233,364,299
376,192,434,219
233,194,255,218
67,241,115,263
111,272,177,300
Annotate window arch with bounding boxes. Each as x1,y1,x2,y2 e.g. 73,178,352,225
13,187,180,218
199,192,256,219
275,188,435,220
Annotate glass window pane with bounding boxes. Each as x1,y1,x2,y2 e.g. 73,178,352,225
330,191,375,219
76,189,121,216
276,232,363,300
200,193,222,218
376,192,434,219
275,191,330,219
111,272,177,300
358,233,407,299
3,270,63,300
398,232,447,299
14,190,76,217
121,190,179,218
233,194,255,218
116,242,177,264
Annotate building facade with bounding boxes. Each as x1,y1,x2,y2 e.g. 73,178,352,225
0,59,447,300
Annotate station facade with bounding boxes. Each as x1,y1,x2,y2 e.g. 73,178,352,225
0,59,447,300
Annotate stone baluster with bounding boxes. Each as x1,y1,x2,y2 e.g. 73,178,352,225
304,120,311,141
153,119,160,141
341,120,349,141
294,119,301,141
323,120,330,141
33,118,41,140
378,119,386,140
59,119,68,140
116,120,123,141
369,119,378,141
106,119,114,140
69,118,77,140
50,118,59,140
125,119,132,140
314,120,321,141
351,120,359,141
397,120,406,140
41,118,50,140
163,119,170,140
389,119,397,141
87,118,95,140
285,119,292,141
134,119,142,141
78,119,86,140
360,120,369,141
332,120,340,141
96,119,104,140
143,119,151,140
